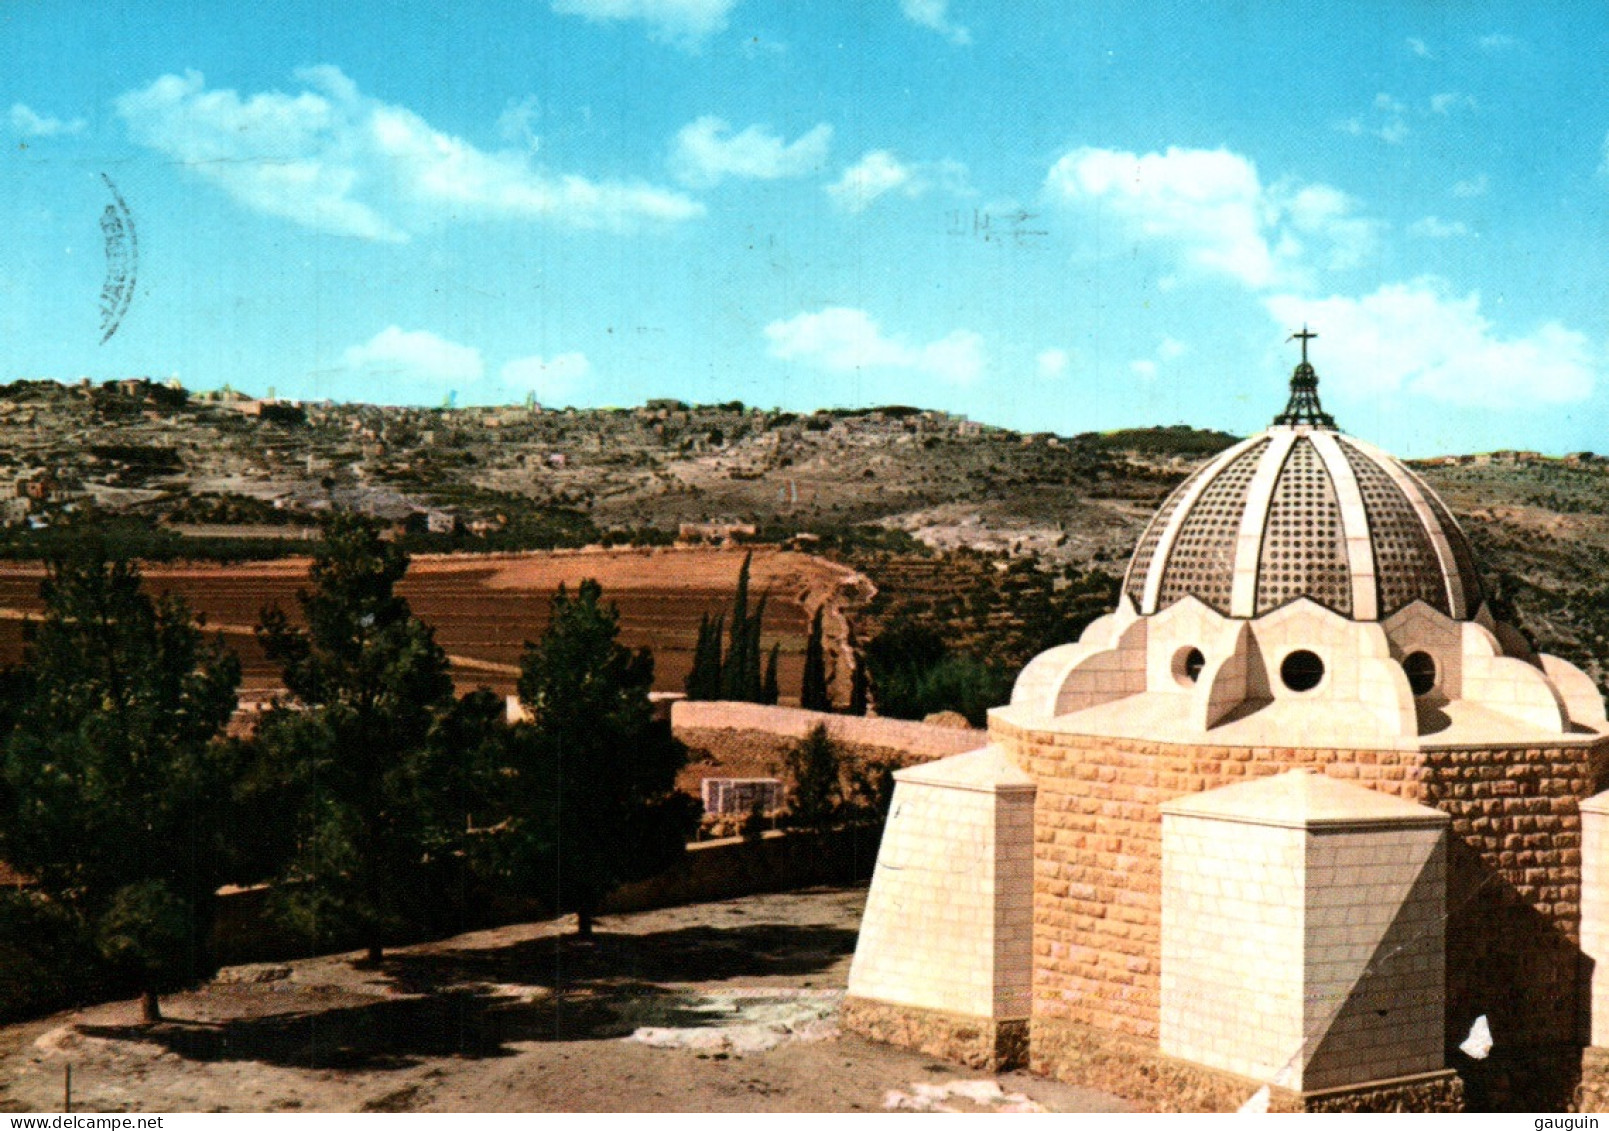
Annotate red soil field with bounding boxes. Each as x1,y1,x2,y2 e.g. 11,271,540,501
0,547,869,706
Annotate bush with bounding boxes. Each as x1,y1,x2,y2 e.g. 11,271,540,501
0,891,116,1021
784,724,841,832
863,622,1010,726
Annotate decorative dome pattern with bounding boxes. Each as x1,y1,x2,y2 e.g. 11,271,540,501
1122,344,1484,622
1254,438,1350,616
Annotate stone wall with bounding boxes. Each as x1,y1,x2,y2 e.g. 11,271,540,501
1030,1016,1463,1112
213,826,881,966
991,715,1609,1060
840,997,1028,1072
673,701,987,761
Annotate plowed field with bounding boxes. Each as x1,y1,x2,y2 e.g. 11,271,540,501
0,547,869,704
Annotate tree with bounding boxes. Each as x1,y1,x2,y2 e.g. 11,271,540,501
0,553,243,1022
686,554,773,704
864,621,1012,724
784,723,841,832
257,513,484,963
800,606,831,711
685,612,724,700
761,643,780,706
509,580,699,936
720,553,755,700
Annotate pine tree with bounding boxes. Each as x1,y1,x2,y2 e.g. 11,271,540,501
0,552,243,1023
257,513,478,964
800,606,830,712
761,643,780,705
508,580,699,936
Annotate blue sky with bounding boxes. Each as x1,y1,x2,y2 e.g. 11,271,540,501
2,1,1606,455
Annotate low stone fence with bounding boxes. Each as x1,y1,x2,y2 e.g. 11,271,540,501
672,701,987,760
604,825,882,913
211,824,882,966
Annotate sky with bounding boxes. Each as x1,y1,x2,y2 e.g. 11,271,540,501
2,1,1607,456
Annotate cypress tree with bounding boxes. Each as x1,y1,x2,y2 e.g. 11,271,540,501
848,657,869,716
685,612,725,700
744,592,769,701
761,643,780,705
800,606,830,712
846,624,869,715
719,553,752,700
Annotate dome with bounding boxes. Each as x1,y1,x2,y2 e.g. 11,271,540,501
1122,340,1483,623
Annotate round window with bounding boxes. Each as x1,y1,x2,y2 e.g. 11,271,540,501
1402,651,1437,697
1172,646,1206,686
1280,649,1325,693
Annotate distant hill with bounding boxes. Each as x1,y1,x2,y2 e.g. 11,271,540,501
1075,425,1241,457
0,377,1603,694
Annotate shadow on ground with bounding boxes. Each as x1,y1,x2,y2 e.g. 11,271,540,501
76,920,858,1072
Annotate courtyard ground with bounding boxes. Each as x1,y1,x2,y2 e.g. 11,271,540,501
0,887,1129,1114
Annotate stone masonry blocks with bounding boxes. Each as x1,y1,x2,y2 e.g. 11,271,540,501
992,714,1609,1053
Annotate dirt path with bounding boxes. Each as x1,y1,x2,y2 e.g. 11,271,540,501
0,888,1126,1114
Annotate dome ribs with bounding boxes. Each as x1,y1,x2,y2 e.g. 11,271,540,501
1336,437,1450,618
1154,437,1270,616
1252,436,1353,618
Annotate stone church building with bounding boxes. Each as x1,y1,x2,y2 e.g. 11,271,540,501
842,339,1609,1111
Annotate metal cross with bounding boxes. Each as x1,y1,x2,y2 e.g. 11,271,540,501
1288,326,1317,365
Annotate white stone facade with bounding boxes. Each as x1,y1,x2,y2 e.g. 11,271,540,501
1581,791,1609,1048
846,745,1034,1021
1161,772,1447,1092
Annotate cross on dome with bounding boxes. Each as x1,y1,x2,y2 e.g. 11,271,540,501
1273,324,1336,429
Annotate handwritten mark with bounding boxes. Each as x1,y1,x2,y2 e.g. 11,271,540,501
99,173,138,344
947,208,1048,245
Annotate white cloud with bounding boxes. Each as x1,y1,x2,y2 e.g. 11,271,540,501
1128,338,1185,382
115,67,703,241
1047,146,1271,284
826,150,968,213
8,103,84,137
341,327,485,386
1044,145,1377,288
1478,33,1519,52
827,151,912,212
765,306,984,385
669,116,831,187
497,95,541,150
1281,184,1381,271
1453,174,1489,197
1374,93,1407,115
501,352,592,403
1409,216,1471,239
900,0,971,45
550,0,740,43
1406,37,1432,58
1430,91,1476,115
1264,281,1595,409
1037,348,1069,379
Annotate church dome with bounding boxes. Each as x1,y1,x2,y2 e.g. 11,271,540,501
1121,336,1484,623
